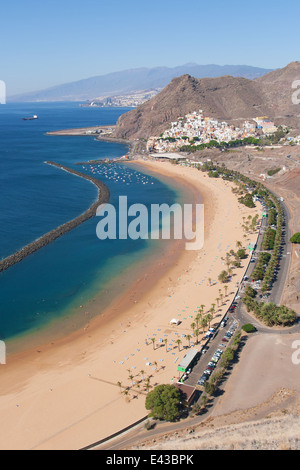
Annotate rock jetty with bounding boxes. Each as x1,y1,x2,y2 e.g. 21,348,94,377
0,162,110,273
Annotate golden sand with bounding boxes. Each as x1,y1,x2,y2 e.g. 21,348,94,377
0,159,261,450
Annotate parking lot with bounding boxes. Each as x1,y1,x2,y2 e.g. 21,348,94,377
184,316,239,392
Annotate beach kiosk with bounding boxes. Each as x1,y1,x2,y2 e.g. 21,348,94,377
177,348,199,373
248,242,256,252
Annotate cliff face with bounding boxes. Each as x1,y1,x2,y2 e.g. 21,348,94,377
113,62,300,140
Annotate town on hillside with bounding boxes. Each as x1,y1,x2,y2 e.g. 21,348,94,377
146,110,300,153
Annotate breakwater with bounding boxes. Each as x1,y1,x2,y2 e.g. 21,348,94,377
0,162,110,273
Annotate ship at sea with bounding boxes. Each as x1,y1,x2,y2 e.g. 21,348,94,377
22,115,38,121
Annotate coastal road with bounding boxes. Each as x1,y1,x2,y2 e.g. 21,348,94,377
268,199,292,305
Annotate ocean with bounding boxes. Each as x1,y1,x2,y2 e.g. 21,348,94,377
0,102,187,352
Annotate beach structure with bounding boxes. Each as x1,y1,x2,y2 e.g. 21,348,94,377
170,318,181,325
150,153,187,161
177,348,199,373
174,383,196,406
248,242,256,252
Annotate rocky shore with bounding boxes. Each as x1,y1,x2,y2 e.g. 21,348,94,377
0,162,110,273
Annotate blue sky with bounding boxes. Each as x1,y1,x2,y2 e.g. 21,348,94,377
1,0,299,95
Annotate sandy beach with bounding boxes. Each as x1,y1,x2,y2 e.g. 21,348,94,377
0,159,261,450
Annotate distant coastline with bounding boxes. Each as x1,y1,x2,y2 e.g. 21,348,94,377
45,126,133,151
0,162,110,273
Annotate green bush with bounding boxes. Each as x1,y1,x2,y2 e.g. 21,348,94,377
290,233,300,244
242,323,256,333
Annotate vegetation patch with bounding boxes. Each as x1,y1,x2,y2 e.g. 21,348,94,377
145,384,182,422
290,232,300,244
242,298,296,327
242,323,257,333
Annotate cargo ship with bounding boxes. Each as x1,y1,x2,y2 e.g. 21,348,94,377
22,115,38,121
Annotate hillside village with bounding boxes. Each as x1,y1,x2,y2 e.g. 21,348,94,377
146,110,297,153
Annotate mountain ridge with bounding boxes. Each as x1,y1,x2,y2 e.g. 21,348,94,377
8,64,273,102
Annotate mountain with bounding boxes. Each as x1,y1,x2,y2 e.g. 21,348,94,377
255,61,300,130
8,64,273,102
113,74,268,140
113,62,300,140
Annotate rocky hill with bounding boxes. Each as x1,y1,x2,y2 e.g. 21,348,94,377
113,62,300,140
256,61,300,130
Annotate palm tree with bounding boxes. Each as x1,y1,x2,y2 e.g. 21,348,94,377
206,313,213,328
190,322,196,331
193,329,200,344
164,338,168,352
151,338,155,350
195,313,202,329
176,339,182,351
117,381,122,392
200,317,208,334
186,334,192,348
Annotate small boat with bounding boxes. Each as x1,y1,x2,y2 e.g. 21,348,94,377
22,115,38,121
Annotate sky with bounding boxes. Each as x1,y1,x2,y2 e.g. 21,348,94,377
1,0,300,96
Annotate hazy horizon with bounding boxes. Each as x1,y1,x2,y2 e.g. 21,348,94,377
1,0,299,96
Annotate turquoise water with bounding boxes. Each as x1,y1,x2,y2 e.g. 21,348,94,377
0,103,185,350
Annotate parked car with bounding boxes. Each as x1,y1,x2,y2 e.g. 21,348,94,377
198,377,207,386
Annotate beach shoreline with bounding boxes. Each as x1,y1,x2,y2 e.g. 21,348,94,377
0,159,261,450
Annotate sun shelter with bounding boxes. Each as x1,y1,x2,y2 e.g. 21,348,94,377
170,318,181,326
